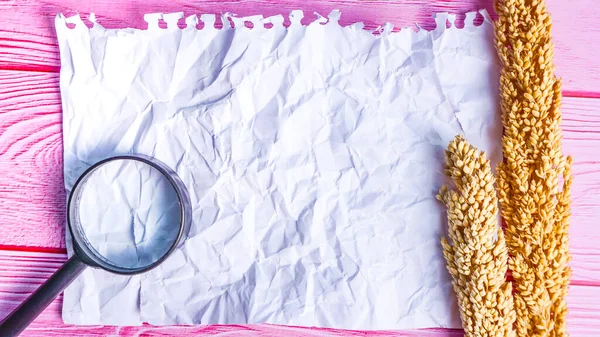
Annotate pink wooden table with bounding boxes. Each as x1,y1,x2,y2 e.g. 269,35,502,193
1,0,599,336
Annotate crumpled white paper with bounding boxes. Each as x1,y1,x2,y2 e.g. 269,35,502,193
56,10,501,330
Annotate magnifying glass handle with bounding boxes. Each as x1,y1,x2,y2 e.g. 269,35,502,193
0,255,87,337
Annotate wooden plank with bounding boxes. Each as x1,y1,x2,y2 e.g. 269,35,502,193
0,252,460,337
1,0,493,73
546,0,600,96
562,97,600,284
19,324,461,337
2,70,600,284
566,284,600,337
1,249,598,336
0,0,599,93
0,71,65,249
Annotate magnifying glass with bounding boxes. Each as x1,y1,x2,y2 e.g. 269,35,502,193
0,155,191,337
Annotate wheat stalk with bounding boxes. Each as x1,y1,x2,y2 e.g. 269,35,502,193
494,0,573,335
438,136,516,337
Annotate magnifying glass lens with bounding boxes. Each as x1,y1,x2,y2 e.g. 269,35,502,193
75,159,181,270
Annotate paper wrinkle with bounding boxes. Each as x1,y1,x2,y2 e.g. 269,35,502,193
56,10,500,330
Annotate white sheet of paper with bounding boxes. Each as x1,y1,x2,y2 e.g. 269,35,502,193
56,10,501,329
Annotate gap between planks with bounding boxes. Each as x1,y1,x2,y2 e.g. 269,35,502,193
0,0,599,93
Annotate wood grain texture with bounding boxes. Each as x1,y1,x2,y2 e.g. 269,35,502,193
0,0,599,92
0,70,64,249
1,249,599,337
2,70,600,284
1,0,600,334
562,96,600,284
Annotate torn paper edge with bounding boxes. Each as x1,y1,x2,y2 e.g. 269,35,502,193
56,9,493,36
